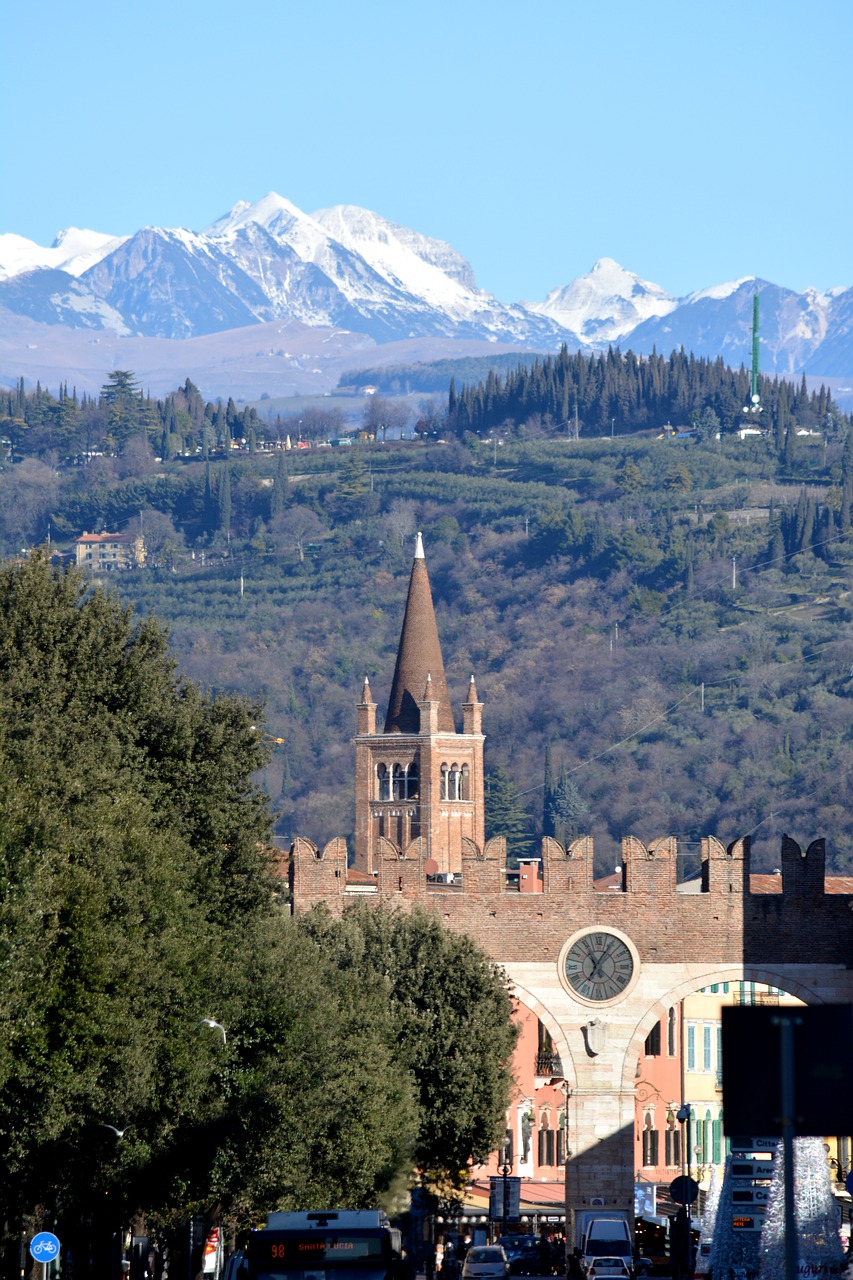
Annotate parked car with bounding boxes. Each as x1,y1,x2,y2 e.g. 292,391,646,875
586,1258,632,1280
462,1247,511,1280
512,1240,546,1276
634,1259,654,1279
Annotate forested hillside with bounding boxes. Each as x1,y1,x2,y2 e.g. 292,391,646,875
448,345,842,439
1,367,852,878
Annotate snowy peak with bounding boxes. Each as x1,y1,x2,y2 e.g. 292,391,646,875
530,256,676,343
0,227,127,282
205,191,308,240
312,204,478,292
3,198,853,379
686,276,757,304
528,257,676,343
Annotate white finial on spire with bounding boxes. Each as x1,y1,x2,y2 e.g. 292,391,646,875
414,530,424,560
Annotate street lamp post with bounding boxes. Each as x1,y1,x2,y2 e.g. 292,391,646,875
674,1105,694,1280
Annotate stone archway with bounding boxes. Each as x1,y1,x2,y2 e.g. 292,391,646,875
502,956,853,1242
293,832,853,1232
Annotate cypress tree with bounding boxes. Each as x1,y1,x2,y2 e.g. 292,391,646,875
270,451,289,519
218,465,232,543
543,743,555,838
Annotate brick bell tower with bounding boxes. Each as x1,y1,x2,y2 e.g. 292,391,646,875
353,532,485,877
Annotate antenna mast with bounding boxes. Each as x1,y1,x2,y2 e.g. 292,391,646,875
742,292,762,424
751,293,760,403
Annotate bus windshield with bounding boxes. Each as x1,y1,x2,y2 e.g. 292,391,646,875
248,1216,402,1280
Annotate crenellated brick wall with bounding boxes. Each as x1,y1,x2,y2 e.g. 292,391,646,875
291,830,850,966
290,829,853,1232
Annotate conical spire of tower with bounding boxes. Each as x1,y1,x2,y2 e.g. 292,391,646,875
384,533,454,734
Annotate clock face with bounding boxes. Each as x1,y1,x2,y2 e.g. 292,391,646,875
564,930,634,1002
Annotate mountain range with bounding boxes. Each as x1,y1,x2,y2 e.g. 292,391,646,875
1,193,851,403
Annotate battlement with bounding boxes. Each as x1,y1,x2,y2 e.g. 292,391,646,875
291,830,833,902
290,830,847,967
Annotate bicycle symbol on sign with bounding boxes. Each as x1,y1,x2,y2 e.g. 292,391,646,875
29,1233,60,1263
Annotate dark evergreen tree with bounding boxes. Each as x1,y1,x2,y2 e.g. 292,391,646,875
218,465,232,542
543,742,555,837
485,765,532,863
270,451,289,520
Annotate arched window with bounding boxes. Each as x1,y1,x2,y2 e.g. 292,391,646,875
392,764,405,801
440,764,449,800
460,763,470,800
406,761,419,799
377,764,390,801
448,764,460,800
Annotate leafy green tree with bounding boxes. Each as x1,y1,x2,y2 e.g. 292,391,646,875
0,554,272,1230
0,556,427,1258
297,905,518,1191
664,460,693,492
209,916,418,1218
615,459,643,493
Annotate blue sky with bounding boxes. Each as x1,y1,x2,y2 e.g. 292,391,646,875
6,0,851,303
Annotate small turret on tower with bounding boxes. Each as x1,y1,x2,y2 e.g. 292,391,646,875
357,676,376,735
463,674,483,734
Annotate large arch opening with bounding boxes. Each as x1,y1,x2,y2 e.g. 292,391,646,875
624,971,853,1267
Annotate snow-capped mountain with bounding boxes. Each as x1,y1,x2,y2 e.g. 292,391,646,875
1,194,852,392
525,257,677,343
0,194,571,346
0,227,128,282
622,277,842,376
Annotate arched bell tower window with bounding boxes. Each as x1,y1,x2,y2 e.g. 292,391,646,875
441,763,468,800
376,764,391,801
392,764,406,800
407,761,419,798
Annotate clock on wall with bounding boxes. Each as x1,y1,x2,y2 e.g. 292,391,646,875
563,929,635,1002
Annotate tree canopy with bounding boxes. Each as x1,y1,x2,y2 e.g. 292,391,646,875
296,904,518,1191
0,554,519,1269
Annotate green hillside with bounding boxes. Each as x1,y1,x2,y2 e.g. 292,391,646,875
96,432,853,877
2,368,851,875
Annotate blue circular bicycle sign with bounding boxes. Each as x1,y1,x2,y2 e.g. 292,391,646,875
29,1233,60,1263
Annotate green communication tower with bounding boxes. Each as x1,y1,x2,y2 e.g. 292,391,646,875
743,293,762,422
751,294,760,403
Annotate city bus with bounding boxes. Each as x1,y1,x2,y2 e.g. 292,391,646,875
246,1211,405,1280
